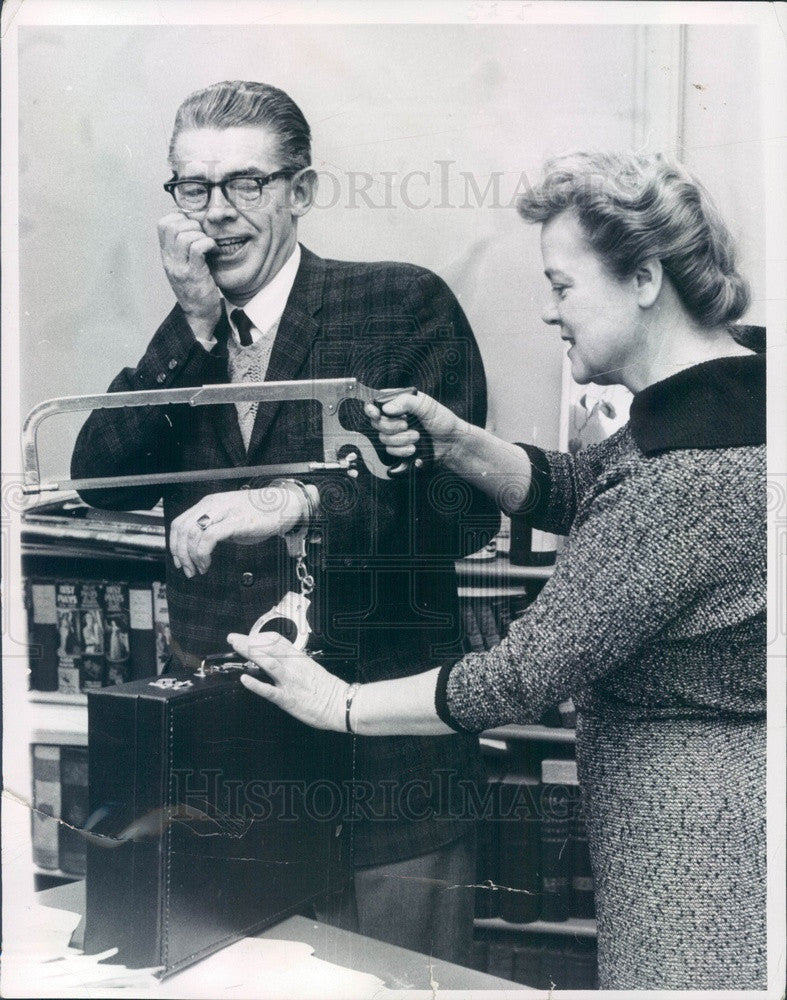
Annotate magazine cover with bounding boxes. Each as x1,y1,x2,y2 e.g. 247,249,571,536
77,581,105,691
54,582,81,695
152,580,172,675
102,581,131,685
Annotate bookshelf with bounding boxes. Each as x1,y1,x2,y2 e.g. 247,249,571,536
483,724,577,745
472,729,598,986
464,547,596,986
22,497,168,698
20,524,165,555
21,498,168,886
30,701,88,746
29,691,87,707
455,558,555,582
475,916,597,938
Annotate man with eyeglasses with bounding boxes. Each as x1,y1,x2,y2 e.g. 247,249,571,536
71,80,497,963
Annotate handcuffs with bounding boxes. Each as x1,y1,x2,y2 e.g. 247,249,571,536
250,483,316,652
194,515,315,679
185,486,316,680
22,378,425,673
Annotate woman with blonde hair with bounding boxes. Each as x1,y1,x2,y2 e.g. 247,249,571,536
230,152,766,990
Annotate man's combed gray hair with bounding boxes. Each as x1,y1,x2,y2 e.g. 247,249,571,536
169,81,311,170
517,151,750,328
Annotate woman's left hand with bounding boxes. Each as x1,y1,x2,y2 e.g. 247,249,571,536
227,631,349,732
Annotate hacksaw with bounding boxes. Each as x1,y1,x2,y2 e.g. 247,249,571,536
22,378,418,495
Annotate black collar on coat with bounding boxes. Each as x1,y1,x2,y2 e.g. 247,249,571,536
629,351,766,454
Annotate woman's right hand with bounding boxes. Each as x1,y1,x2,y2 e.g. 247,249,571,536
364,391,466,466
366,389,533,513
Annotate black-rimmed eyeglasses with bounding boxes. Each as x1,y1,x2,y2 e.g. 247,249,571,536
163,170,298,212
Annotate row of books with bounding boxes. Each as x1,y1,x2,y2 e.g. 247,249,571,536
475,759,595,924
31,744,88,876
472,931,598,990
460,595,507,652
25,577,171,693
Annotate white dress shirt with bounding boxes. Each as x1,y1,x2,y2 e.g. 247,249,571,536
195,243,302,350
193,243,318,523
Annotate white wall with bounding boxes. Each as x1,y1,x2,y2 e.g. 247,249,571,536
682,25,765,325
17,23,764,479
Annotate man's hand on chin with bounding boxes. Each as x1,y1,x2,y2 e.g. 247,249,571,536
169,484,307,577
157,211,222,341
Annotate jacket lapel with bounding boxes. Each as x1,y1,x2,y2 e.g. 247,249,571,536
246,246,324,459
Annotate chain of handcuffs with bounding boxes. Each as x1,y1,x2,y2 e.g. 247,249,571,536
154,488,317,688
290,522,316,599
174,484,317,683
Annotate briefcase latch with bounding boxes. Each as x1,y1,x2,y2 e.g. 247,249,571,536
194,655,248,678
149,677,194,689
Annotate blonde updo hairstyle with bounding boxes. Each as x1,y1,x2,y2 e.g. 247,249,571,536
517,152,750,328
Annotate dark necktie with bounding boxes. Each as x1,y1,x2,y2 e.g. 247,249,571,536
231,308,254,347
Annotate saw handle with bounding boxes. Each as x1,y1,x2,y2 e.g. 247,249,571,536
371,388,431,477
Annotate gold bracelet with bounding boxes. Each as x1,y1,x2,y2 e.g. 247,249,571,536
345,682,361,734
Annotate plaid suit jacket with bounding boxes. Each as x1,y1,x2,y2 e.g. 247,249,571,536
72,245,499,865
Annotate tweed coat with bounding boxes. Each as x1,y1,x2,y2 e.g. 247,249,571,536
437,353,767,988
71,244,499,866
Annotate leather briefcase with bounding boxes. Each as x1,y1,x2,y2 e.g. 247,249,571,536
83,668,351,975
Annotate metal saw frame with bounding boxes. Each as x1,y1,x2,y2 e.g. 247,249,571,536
22,378,414,495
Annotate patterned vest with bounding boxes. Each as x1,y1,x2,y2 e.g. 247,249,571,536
225,323,278,450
